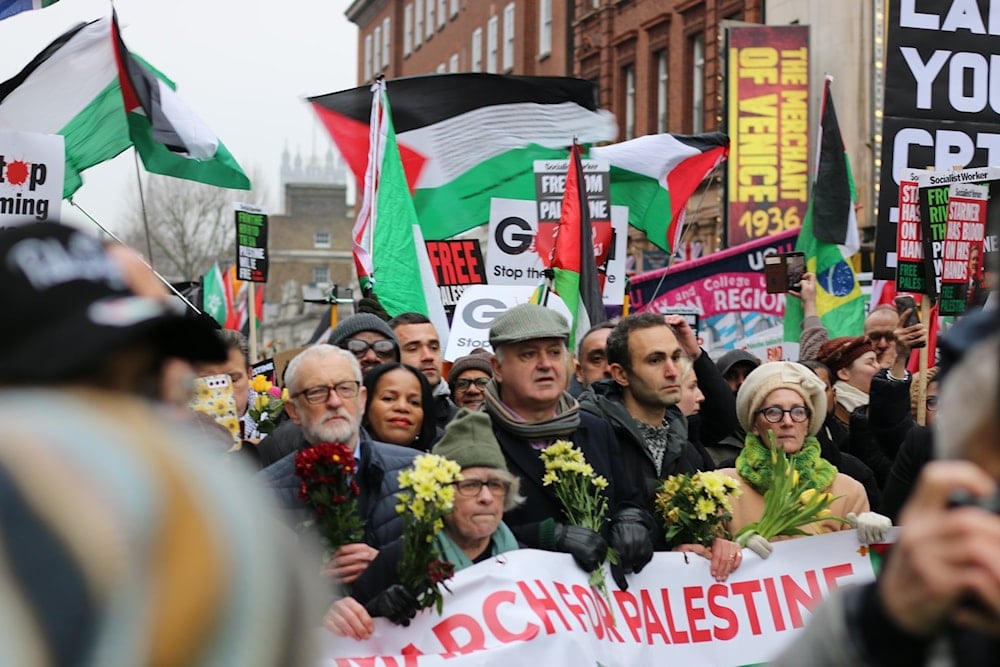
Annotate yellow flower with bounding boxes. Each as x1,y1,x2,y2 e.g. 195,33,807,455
593,476,609,490
799,488,818,505
542,471,559,486
695,497,716,521
791,470,800,488
817,509,832,518
250,374,272,394
255,395,269,412
280,387,290,401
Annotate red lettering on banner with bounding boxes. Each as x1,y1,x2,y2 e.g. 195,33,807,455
554,583,590,632
707,583,739,641
730,580,764,635
571,585,605,639
458,241,481,283
613,590,642,642
399,644,423,667
432,614,485,658
482,590,539,643
781,571,822,628
591,588,625,643
822,563,855,592
639,589,671,644
683,586,713,643
762,577,787,632
517,580,572,634
660,589,690,644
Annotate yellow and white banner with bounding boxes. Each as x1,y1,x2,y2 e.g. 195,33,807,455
320,530,882,666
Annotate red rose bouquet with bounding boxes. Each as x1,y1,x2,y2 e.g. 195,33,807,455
294,442,364,554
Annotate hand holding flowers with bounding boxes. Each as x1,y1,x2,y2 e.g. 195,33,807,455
395,453,464,615
249,374,289,435
294,442,364,558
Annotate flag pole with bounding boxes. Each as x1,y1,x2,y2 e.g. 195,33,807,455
69,200,203,314
248,283,259,362
132,151,155,266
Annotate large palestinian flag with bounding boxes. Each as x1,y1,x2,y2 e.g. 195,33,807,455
310,74,618,240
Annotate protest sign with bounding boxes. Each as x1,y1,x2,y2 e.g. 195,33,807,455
725,24,809,247
628,229,798,354
321,531,879,667
444,284,572,361
424,237,488,317
895,168,925,293
875,0,1000,279
939,181,987,314
0,131,63,226
234,202,269,283
486,198,627,306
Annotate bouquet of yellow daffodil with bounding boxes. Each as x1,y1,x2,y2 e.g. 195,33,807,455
396,453,464,614
540,440,616,616
734,433,847,546
655,471,741,548
248,374,289,435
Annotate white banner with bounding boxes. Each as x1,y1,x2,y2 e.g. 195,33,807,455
320,531,880,666
0,131,64,226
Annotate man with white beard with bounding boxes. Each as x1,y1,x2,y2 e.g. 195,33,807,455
260,345,417,584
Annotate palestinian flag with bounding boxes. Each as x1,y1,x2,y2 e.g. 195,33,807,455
0,15,248,197
549,141,606,351
310,73,618,240
590,132,729,252
111,11,249,190
784,77,864,345
352,80,450,345
201,261,231,327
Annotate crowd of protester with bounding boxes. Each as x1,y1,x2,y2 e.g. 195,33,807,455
2,219,997,665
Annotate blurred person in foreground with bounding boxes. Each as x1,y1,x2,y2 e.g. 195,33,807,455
323,409,523,637
773,335,1000,666
0,222,319,666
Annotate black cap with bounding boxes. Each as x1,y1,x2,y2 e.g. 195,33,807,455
0,222,226,383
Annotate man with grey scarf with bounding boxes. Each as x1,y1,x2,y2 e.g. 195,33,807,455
483,303,655,590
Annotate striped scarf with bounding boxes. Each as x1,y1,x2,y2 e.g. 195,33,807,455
482,379,580,441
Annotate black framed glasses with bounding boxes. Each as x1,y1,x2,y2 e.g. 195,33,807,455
341,338,397,358
867,331,896,343
293,381,361,404
453,479,509,497
757,406,810,424
454,377,490,391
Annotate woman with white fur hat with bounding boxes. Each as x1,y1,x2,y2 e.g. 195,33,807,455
719,362,889,541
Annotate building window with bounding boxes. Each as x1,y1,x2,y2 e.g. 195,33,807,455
502,3,515,71
404,4,413,55
426,0,435,40
414,0,424,47
691,32,705,133
438,0,447,29
471,27,483,72
656,51,668,133
436,62,446,73
363,34,373,81
487,15,498,73
312,266,330,284
314,231,331,249
624,65,636,140
382,17,391,70
538,0,552,57
373,26,382,72
450,0,459,18
449,53,459,72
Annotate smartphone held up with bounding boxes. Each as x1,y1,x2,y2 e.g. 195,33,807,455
764,252,806,294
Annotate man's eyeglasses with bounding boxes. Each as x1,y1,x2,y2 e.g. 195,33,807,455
453,479,509,497
867,331,896,343
341,338,397,358
454,377,490,391
757,406,810,423
293,381,362,404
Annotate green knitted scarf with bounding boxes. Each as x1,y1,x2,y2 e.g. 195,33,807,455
734,433,837,495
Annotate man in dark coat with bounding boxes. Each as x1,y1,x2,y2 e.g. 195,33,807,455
258,345,417,585
482,304,656,591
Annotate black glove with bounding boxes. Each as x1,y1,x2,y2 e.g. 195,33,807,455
363,584,420,626
608,508,655,590
553,523,608,572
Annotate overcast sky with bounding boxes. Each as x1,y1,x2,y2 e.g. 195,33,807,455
2,0,358,236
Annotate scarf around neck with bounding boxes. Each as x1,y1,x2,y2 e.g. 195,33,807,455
434,521,519,571
483,379,580,440
735,433,837,495
834,380,869,414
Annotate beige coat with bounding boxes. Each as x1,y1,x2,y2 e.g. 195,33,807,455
719,468,869,538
